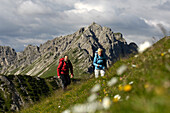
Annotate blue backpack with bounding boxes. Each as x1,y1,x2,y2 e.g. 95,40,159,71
95,52,106,67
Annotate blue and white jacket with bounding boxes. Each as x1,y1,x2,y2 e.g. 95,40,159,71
93,51,107,70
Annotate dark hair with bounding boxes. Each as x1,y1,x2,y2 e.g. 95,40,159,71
64,54,68,57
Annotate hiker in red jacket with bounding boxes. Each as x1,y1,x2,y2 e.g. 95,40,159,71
57,55,73,90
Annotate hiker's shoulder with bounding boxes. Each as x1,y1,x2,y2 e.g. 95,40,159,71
59,58,64,62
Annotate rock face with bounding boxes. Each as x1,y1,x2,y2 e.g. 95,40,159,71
0,46,17,74
0,75,61,112
0,23,138,77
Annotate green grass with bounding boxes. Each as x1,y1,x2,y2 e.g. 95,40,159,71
19,36,170,113
40,62,58,78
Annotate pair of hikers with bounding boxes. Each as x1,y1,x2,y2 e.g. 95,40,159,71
57,48,106,90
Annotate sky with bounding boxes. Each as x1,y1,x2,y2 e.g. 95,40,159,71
0,0,170,52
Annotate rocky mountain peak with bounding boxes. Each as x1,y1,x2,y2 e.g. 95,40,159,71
114,32,126,43
89,22,102,28
0,23,138,77
0,46,17,73
24,44,39,51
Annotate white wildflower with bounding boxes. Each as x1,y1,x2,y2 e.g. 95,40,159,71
102,97,112,110
168,49,170,53
134,55,138,58
163,81,170,89
126,96,130,100
72,102,103,113
138,41,151,53
107,77,118,87
129,81,134,85
91,84,101,93
165,64,170,72
117,65,127,75
132,64,136,68
114,94,121,100
58,106,61,108
62,109,71,113
87,93,98,102
113,94,121,102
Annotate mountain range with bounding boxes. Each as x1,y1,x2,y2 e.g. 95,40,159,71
0,22,138,78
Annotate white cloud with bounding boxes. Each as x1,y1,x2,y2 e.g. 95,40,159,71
73,2,104,13
138,41,152,53
141,18,170,29
125,35,153,45
0,0,169,51
16,38,46,44
17,0,51,15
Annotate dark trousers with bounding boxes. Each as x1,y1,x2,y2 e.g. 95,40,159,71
60,74,71,89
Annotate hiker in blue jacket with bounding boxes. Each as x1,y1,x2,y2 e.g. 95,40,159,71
93,48,107,78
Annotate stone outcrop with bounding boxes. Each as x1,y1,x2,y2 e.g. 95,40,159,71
0,46,17,74
0,75,60,112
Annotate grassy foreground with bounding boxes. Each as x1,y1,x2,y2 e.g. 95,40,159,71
20,37,170,113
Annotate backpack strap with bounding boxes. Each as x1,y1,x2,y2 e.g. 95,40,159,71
61,60,64,68
95,52,105,66
95,51,98,61
59,58,64,69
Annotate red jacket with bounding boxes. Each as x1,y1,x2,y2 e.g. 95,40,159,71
57,58,73,76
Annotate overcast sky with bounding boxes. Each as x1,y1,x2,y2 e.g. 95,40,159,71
0,0,170,51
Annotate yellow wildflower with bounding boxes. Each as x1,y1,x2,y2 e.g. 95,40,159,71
103,88,105,92
103,89,107,94
161,53,165,56
123,84,132,92
155,87,165,95
113,98,119,102
144,84,149,88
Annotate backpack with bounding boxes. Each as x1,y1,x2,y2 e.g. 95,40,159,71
95,52,106,67
59,58,71,69
59,58,64,68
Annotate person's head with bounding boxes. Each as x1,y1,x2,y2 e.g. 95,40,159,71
64,55,69,61
98,48,103,56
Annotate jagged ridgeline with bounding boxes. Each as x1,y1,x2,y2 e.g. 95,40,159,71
0,22,138,78
0,75,61,112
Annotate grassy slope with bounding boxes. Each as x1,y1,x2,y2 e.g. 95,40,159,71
20,36,170,113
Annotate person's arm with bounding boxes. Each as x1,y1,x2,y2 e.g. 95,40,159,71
57,61,63,78
69,61,74,78
93,54,100,67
